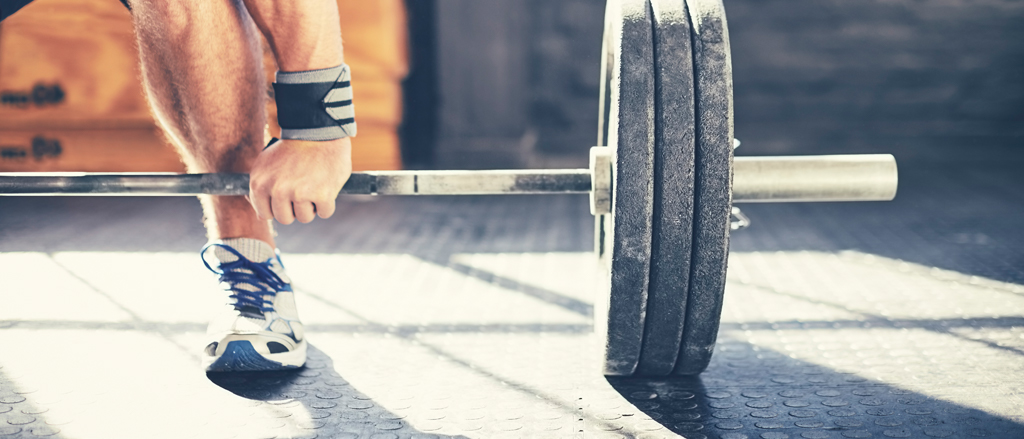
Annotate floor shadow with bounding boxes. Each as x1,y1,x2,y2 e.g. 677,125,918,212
0,368,61,437
207,344,468,439
605,374,711,434
0,342,467,438
609,335,1024,439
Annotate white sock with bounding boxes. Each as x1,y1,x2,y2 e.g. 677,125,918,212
210,238,291,284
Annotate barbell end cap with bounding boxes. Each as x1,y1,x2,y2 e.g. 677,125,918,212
849,153,899,201
590,146,613,216
884,154,899,201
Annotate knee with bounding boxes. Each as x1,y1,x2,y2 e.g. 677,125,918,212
132,0,237,39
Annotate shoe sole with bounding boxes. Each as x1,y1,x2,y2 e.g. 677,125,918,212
204,339,307,372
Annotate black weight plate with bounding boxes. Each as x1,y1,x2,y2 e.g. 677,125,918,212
636,0,697,376
600,0,656,376
675,0,733,375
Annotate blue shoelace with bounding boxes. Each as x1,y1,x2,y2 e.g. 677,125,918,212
201,243,290,316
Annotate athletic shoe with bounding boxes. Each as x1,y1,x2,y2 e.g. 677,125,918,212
199,238,306,372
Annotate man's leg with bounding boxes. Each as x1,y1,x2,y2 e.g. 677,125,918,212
131,0,272,245
130,0,307,371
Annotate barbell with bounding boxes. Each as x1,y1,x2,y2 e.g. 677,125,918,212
0,0,898,376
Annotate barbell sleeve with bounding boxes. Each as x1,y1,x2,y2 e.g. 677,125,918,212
733,154,898,202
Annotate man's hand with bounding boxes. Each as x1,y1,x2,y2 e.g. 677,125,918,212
248,138,353,225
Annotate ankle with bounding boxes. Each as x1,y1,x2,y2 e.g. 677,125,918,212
200,195,276,247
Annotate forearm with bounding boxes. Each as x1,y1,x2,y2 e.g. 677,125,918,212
240,0,352,225
241,0,344,72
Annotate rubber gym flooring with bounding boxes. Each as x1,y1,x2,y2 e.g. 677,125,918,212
0,155,1022,438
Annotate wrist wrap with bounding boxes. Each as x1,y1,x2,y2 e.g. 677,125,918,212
272,64,357,141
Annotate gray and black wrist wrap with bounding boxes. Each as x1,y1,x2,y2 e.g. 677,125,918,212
272,64,357,141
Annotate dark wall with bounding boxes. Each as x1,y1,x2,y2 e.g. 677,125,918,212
526,1,606,158
728,0,1024,159
432,0,529,169
422,0,1024,168
400,0,439,169
431,0,604,169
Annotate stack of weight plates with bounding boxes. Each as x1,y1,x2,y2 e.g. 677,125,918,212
596,0,733,377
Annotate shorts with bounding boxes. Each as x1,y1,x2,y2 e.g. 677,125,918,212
1,0,129,22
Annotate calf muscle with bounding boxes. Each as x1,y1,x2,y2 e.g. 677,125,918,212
131,0,273,244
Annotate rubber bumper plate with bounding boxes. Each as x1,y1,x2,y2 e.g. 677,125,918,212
599,0,656,376
675,0,733,376
636,0,697,376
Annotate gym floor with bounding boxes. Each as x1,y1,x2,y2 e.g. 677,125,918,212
0,153,1022,439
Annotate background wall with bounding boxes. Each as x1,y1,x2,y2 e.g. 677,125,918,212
424,0,1024,168
429,0,605,169
728,0,1024,160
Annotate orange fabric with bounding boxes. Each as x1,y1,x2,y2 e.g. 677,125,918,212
0,128,182,172
338,0,409,84
0,0,407,172
0,0,148,130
